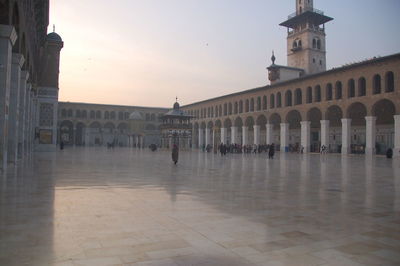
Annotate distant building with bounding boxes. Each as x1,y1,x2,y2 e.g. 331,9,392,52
182,0,400,157
160,100,193,150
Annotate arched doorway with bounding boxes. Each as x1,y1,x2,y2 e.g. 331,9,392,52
372,99,396,154
117,123,129,147
234,117,243,144
347,102,367,154
224,118,232,144
286,110,302,152
256,114,267,145
60,120,74,145
326,105,343,152
307,108,322,152
269,113,281,150
244,116,255,145
75,122,86,146
89,122,102,146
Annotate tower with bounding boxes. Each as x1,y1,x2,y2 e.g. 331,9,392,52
280,0,333,75
35,30,63,151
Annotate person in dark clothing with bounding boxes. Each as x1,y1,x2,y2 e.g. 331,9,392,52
268,143,275,159
60,140,64,150
386,148,393,159
172,144,179,165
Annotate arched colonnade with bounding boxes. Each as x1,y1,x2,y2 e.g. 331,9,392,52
192,98,399,155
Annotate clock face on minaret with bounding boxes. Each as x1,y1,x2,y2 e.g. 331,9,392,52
280,0,333,75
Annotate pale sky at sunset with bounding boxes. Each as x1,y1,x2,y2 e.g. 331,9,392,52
49,0,400,108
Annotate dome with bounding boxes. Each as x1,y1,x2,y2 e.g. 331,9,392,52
128,111,143,121
47,32,63,42
173,101,180,110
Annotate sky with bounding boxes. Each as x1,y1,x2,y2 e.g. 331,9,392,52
49,0,400,108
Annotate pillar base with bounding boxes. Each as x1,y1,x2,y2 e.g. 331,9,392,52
341,146,351,155
394,148,400,158
365,147,375,155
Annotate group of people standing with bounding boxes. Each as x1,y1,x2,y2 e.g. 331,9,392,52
217,143,275,159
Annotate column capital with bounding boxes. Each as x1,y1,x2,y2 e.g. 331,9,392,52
394,115,400,122
320,120,330,125
300,121,311,126
341,118,352,124
0,25,17,45
365,116,376,122
231,126,237,129
12,53,25,67
253,125,260,129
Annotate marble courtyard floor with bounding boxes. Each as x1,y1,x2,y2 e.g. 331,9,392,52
0,148,400,266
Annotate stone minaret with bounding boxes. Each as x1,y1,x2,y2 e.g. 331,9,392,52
280,0,333,75
36,30,63,151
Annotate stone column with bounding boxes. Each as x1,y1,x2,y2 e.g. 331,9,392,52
0,25,17,169
231,126,237,144
341,118,352,155
266,123,273,145
365,116,376,155
280,123,289,152
300,121,311,153
198,128,204,149
320,120,330,150
221,127,227,144
18,71,28,159
242,126,248,146
394,115,400,158
205,127,211,147
254,125,260,145
85,128,90,146
24,84,31,154
212,129,216,148
7,53,24,164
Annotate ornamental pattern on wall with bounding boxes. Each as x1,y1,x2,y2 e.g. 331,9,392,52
39,103,54,127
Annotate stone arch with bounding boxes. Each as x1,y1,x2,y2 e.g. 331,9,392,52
270,94,275,108
89,121,101,129
295,88,302,105
347,102,367,126
348,79,355,98
234,117,243,127
263,95,268,110
245,116,255,129
60,120,74,145
373,74,382,94
286,110,302,129
239,100,243,113
314,85,321,102
276,92,282,107
224,118,232,128
104,111,110,119
335,81,342,99
250,98,255,112
372,99,396,125
326,83,333,100
269,113,281,130
200,122,206,129
307,107,322,128
326,105,343,127
75,122,86,146
358,77,366,96
385,71,394,92
256,114,267,130
285,90,292,107
215,120,222,128
207,120,214,129
118,122,129,132
104,122,116,131
306,87,312,103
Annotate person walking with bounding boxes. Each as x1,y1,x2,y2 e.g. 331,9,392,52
268,143,275,159
172,144,179,165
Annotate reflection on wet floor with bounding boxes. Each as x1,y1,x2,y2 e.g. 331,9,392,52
0,148,399,266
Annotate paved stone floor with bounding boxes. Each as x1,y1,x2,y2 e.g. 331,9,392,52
0,148,400,266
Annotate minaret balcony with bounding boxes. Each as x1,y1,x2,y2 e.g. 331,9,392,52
287,7,325,20
291,46,302,52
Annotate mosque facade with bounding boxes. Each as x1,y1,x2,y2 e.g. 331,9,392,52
0,0,399,172
182,1,400,157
